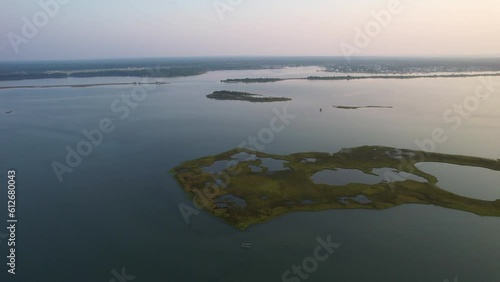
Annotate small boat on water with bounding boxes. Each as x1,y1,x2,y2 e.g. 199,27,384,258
241,243,252,249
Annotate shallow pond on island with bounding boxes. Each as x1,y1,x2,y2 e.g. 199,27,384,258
311,168,427,186
417,162,500,201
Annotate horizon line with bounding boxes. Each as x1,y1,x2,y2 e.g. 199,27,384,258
1,54,500,63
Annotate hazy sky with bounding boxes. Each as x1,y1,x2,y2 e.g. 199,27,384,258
1,0,499,61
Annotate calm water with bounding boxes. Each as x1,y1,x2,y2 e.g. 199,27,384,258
312,169,382,186
311,168,427,186
417,163,500,201
1,67,500,282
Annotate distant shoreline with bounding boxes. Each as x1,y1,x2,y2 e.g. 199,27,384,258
221,72,500,83
332,105,393,110
0,82,168,90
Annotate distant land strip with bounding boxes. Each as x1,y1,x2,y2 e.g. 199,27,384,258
0,82,168,90
332,105,393,110
221,72,500,83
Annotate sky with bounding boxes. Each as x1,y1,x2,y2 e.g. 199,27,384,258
0,0,499,61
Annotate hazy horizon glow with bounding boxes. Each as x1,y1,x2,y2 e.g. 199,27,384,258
1,0,500,61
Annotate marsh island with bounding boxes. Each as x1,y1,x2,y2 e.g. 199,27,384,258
171,146,500,230
206,90,291,102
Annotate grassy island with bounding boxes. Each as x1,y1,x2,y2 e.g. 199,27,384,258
171,146,500,230
206,90,291,102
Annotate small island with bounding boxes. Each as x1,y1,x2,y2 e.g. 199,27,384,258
171,146,500,230
332,105,393,110
221,78,286,83
206,90,291,103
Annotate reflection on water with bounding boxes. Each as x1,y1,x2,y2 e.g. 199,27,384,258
216,194,247,208
202,160,235,173
231,152,257,162
338,194,372,204
311,167,427,186
202,153,289,174
301,199,316,205
417,162,500,201
312,168,381,185
373,167,428,183
249,165,263,172
259,158,290,172
2,67,500,281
